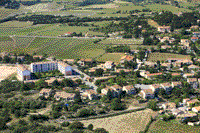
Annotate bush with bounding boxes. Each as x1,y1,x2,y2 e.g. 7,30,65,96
68,121,84,129
75,108,96,117
61,121,70,127
29,115,49,122
94,128,109,133
88,124,93,130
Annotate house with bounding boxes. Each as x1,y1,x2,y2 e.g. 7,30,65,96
63,59,75,64
160,82,173,93
120,55,134,64
104,61,115,69
192,32,200,37
46,56,55,61
161,45,171,49
17,64,31,81
180,39,190,47
162,102,176,110
171,108,184,116
33,55,43,60
115,68,132,73
183,98,190,105
183,73,195,78
161,63,171,70
188,65,200,71
77,59,93,66
177,113,197,120
190,25,199,30
139,89,154,99
171,81,182,88
110,84,123,96
171,73,181,77
145,72,163,80
144,61,157,67
39,88,54,98
45,77,64,86
157,26,171,33
83,90,98,100
54,91,76,102
187,78,198,89
140,70,150,77
174,59,193,67
192,106,200,113
17,56,25,61
122,85,135,95
57,61,72,76
149,84,162,93
191,37,199,42
186,99,200,107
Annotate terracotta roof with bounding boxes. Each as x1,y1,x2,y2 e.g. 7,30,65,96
146,73,163,77
158,26,170,28
193,106,200,111
17,64,29,71
63,59,75,62
33,55,43,58
111,84,122,91
85,90,97,95
94,76,116,80
187,99,199,104
187,78,197,82
54,91,76,99
191,37,198,39
40,88,52,94
178,113,197,118
171,73,181,76
80,59,93,62
142,89,154,94
161,63,170,67
188,65,200,68
161,82,172,87
121,55,134,61
172,81,182,86
151,84,161,89
115,69,132,73
123,85,134,91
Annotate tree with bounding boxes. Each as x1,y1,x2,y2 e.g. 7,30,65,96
74,91,82,103
68,121,84,129
61,121,70,127
88,124,93,130
94,68,104,76
35,79,48,90
107,89,113,101
94,128,109,133
110,98,125,110
147,99,158,111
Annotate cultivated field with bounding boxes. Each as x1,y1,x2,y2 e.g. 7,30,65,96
0,21,33,28
81,109,158,133
0,65,17,82
148,120,200,133
0,37,107,59
0,8,18,20
96,53,125,63
98,38,144,45
147,52,191,62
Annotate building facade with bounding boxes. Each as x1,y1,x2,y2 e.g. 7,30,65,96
17,64,31,81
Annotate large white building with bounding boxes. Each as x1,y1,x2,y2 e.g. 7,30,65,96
17,64,31,81
30,61,72,76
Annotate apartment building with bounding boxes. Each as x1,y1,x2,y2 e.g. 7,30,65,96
30,61,72,76
17,64,31,81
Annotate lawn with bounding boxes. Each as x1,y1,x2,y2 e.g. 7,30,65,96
148,120,200,133
0,8,19,20
0,37,107,59
147,52,191,62
96,53,125,63
99,38,144,45
81,109,158,133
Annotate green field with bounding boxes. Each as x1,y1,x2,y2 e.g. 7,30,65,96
0,9,19,20
96,53,125,63
0,21,33,28
147,52,191,62
0,37,108,59
148,120,200,133
0,36,13,42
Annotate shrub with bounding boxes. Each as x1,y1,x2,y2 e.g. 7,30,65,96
61,121,70,127
94,128,108,133
68,121,84,129
75,108,96,117
88,124,93,131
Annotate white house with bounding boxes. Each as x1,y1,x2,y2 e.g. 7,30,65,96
104,61,115,69
139,89,154,99
57,61,72,76
17,64,31,81
149,84,162,93
157,26,171,33
122,85,135,95
160,82,173,93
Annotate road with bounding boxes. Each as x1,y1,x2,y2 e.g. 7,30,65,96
11,35,105,39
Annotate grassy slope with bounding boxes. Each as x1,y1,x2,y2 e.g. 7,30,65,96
0,8,18,20
148,120,200,133
96,53,126,63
